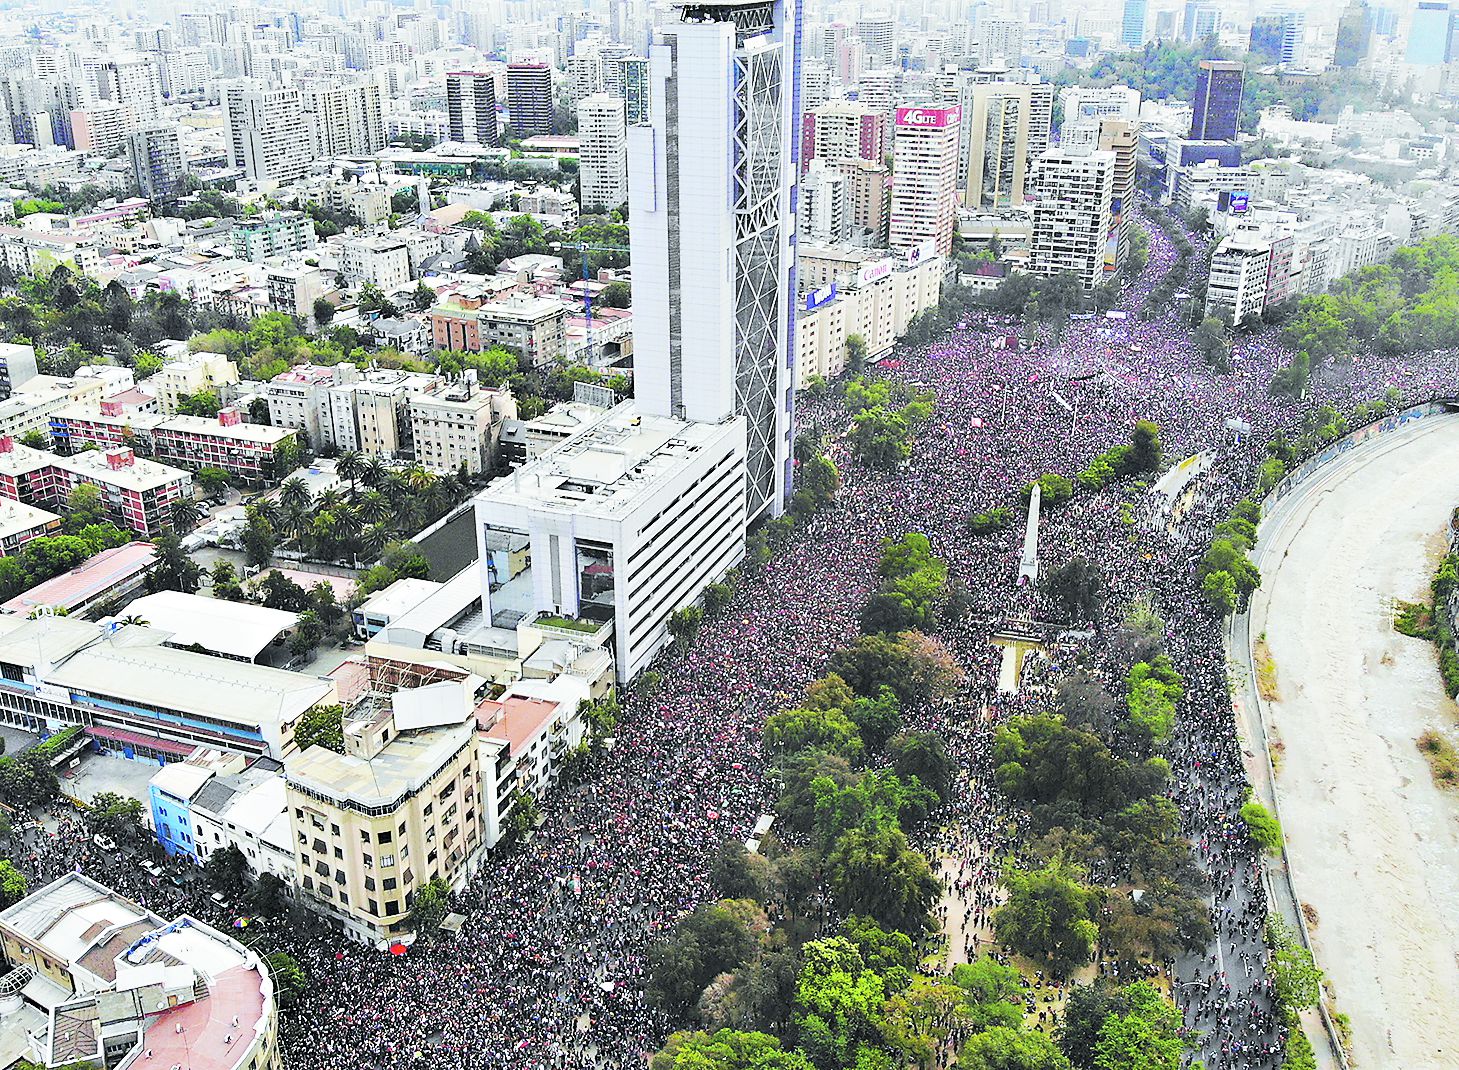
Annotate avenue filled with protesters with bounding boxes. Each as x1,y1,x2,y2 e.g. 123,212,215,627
10,206,1457,1070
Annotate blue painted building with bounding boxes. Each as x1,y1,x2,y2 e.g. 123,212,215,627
147,762,215,858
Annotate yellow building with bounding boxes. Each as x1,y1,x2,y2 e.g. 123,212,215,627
285,679,486,944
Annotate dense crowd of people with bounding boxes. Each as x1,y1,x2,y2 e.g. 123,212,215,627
11,204,1459,1070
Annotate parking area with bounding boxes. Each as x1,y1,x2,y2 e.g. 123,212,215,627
59,752,163,810
0,725,40,755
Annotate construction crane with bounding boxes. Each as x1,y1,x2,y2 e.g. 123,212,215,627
551,240,631,327
550,240,632,375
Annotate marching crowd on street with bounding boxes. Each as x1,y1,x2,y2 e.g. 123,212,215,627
10,206,1459,1069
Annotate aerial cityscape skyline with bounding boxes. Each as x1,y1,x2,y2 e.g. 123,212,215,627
0,0,1445,1069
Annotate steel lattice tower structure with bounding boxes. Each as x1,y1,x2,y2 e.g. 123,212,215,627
627,0,798,521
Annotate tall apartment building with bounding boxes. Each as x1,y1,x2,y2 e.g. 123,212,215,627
70,102,128,154
507,62,555,137
578,93,627,211
445,71,500,146
1407,1,1455,63
856,14,896,66
1099,119,1138,268
604,54,651,124
1334,0,1373,66
1206,227,1277,322
627,0,798,521
155,351,239,414
128,121,184,200
889,104,961,256
301,83,385,157
231,210,316,262
97,55,162,123
286,681,486,944
802,99,885,173
798,159,850,243
1190,60,1244,141
1183,1,1220,39
1121,0,1149,47
980,18,1024,64
960,80,1052,208
408,380,516,476
836,159,892,242
1029,149,1116,291
225,83,312,184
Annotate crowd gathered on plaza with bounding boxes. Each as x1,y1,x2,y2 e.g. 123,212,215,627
10,205,1459,1070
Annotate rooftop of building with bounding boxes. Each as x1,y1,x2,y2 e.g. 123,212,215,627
477,400,743,519
0,615,333,730
0,497,59,538
55,446,189,492
356,577,443,619
480,295,564,321
0,541,156,615
156,413,295,444
2,874,272,1070
286,713,474,807
118,590,297,662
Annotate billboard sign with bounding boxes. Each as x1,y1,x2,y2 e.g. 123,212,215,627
904,238,938,265
1230,192,1250,213
804,283,837,311
895,105,960,129
857,259,894,287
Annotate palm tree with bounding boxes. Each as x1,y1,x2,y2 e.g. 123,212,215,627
284,504,310,543
357,490,391,528
248,499,281,530
314,488,346,515
362,456,389,489
279,476,312,513
336,451,362,495
360,524,390,562
170,498,204,532
119,614,149,627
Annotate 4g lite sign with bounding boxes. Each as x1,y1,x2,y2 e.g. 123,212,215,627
895,105,960,129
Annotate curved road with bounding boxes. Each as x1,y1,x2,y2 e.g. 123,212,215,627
1242,412,1459,1070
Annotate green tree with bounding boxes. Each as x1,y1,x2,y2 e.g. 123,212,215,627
648,899,764,1015
669,605,706,652
825,822,939,936
86,792,144,843
312,297,336,325
195,467,231,498
993,860,1100,977
764,705,864,762
888,731,952,802
1193,316,1231,372
1267,918,1323,1010
651,1029,814,1070
845,333,868,374
204,843,249,896
242,509,276,568
248,872,289,916
1126,656,1184,747
63,483,109,531
1201,569,1237,615
951,956,1025,1033
293,704,345,753
0,860,27,907
1240,799,1283,852
409,876,452,935
1091,982,1185,1070
1043,557,1104,623
959,1027,1072,1070
598,280,632,309
149,533,201,593
266,951,307,1006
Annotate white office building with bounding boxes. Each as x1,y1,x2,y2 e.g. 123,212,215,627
626,0,797,522
475,401,746,681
